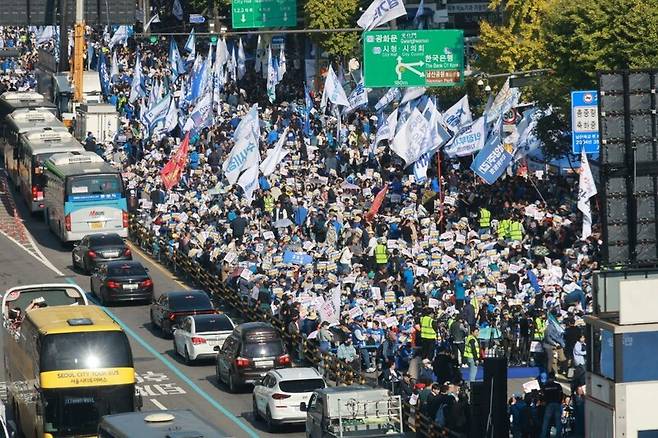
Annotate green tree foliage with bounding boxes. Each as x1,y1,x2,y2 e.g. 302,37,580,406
475,0,553,74
476,0,658,159
304,0,359,58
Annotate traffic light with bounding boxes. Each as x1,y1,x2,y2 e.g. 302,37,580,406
210,35,218,44
149,36,158,44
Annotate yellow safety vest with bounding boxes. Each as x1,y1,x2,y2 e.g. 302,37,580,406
479,208,491,228
509,221,523,241
464,334,479,359
420,315,436,340
533,317,546,341
498,219,510,239
263,195,274,213
375,244,388,264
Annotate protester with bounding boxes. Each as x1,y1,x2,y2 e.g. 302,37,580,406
5,23,603,436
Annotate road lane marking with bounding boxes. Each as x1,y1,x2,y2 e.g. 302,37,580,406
126,241,189,290
150,399,167,411
63,277,259,438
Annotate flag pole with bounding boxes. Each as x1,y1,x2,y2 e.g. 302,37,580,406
437,150,444,231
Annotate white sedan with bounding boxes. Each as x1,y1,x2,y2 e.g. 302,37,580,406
172,314,235,364
252,367,326,431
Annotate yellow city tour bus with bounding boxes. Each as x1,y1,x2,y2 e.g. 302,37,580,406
5,305,139,438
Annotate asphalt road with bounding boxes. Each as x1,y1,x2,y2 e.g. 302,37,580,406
1,195,307,438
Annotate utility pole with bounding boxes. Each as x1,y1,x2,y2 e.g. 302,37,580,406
73,0,85,102
58,0,70,72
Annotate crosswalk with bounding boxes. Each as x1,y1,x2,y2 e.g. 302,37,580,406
0,382,6,402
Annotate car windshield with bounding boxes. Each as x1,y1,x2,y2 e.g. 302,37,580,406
108,264,146,276
169,293,212,311
278,378,325,393
195,316,233,332
242,341,284,358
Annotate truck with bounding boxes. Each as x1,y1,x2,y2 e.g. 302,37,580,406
300,386,404,438
74,102,119,144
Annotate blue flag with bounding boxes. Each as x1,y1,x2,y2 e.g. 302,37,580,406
97,51,111,98
304,83,312,136
470,129,513,185
129,55,145,103
169,39,185,80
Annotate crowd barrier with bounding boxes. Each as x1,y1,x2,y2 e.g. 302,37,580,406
129,218,463,437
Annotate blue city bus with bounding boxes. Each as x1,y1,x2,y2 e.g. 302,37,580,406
44,151,128,242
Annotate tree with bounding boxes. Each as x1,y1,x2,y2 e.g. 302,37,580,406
476,0,658,159
475,0,554,74
304,0,359,58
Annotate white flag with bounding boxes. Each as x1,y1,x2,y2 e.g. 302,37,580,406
144,13,161,31
391,107,429,165
344,79,369,114
237,38,246,80
278,45,287,81
577,151,597,239
400,87,426,105
357,0,407,31
375,87,400,111
260,128,290,176
443,95,472,132
486,78,520,125
172,0,184,21
237,161,260,204
321,65,350,110
109,26,129,49
444,116,486,157
371,108,398,153
163,96,179,133
110,50,119,79
223,105,261,184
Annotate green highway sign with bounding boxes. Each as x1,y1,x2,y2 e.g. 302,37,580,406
231,0,297,29
363,29,464,88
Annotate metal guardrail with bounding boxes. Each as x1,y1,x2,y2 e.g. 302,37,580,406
128,218,463,438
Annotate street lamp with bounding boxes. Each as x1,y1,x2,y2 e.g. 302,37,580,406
477,78,484,87
484,85,492,92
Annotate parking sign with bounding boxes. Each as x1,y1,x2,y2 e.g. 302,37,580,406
571,90,599,154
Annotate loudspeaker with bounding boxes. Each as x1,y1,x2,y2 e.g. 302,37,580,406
468,381,486,438
598,70,658,266
483,358,509,438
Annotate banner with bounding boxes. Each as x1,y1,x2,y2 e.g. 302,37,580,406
444,116,486,157
160,133,190,191
97,51,111,97
237,38,246,80
470,131,514,185
357,0,407,31
283,250,314,265
577,151,597,239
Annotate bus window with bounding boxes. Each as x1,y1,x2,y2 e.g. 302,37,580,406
40,331,132,372
66,174,123,200
43,386,133,437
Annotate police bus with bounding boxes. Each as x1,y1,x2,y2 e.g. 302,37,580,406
44,151,127,242
98,411,230,438
0,91,56,119
6,305,139,438
2,108,65,184
13,128,84,213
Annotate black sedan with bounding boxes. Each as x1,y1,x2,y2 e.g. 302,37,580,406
150,290,215,337
72,233,132,273
90,261,154,305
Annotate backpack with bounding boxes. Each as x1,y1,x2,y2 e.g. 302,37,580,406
434,402,448,427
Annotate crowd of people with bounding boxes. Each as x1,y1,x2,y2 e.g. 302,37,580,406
2,25,596,437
